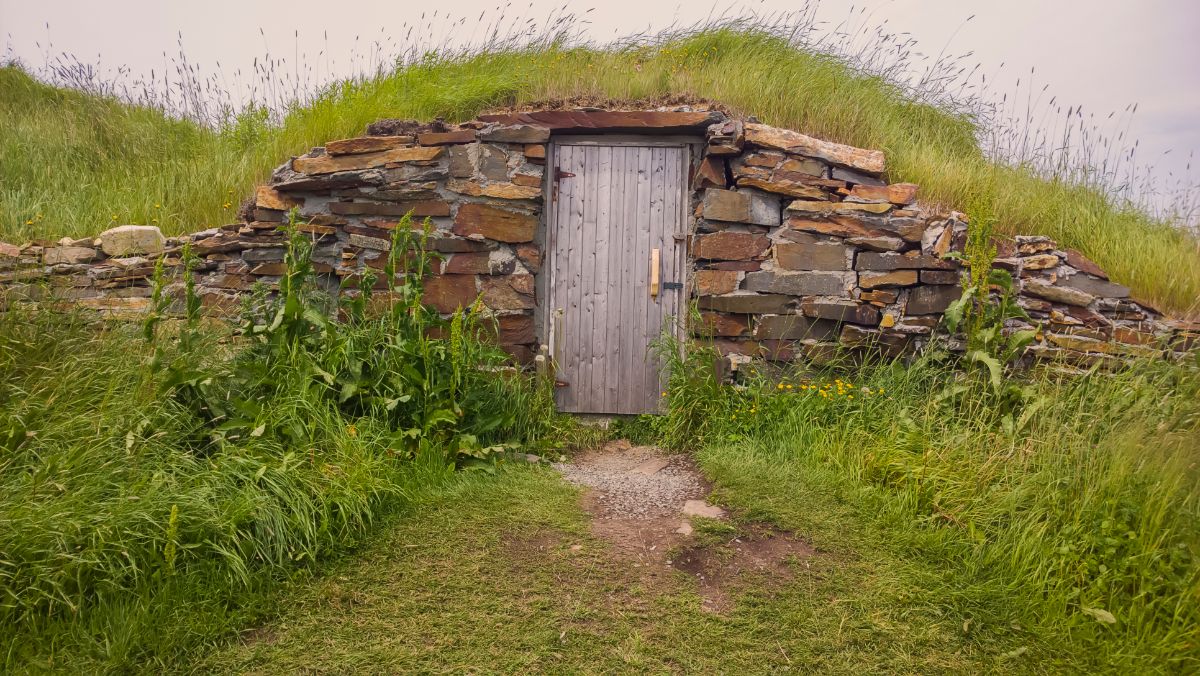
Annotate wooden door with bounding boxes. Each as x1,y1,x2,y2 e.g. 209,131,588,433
545,140,689,415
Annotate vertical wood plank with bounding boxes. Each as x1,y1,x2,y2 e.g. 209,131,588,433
594,146,616,412
565,145,584,411
628,147,652,414
617,147,638,414
643,146,666,412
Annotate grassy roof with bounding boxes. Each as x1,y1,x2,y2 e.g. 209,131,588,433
1,28,1197,315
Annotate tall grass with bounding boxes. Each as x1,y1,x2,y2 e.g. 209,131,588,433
2,13,1197,314
0,221,565,667
658,339,1200,668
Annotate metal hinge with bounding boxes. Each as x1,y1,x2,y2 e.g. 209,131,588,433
662,282,683,291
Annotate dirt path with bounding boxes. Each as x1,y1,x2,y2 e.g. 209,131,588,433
553,440,812,612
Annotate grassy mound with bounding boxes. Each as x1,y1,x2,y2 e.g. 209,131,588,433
2,27,1198,314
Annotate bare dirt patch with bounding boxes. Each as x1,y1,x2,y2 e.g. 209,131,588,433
672,525,814,613
554,440,813,612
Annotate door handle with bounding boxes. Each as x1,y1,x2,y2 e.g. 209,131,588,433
650,248,660,299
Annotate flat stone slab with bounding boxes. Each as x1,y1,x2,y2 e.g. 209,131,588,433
682,500,726,519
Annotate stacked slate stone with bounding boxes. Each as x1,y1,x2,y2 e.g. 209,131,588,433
242,120,549,362
1002,236,1197,366
1,107,1195,369
692,121,969,362
688,119,1198,366
0,225,173,319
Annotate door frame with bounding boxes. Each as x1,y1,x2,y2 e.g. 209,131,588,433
538,134,703,413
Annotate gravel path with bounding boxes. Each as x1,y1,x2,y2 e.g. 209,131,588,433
553,441,708,519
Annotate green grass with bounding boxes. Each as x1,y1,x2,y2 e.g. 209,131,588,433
198,465,1020,674
654,342,1200,670
200,362,1200,674
2,26,1198,314
0,309,442,669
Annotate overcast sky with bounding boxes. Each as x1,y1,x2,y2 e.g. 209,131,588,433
3,0,1197,206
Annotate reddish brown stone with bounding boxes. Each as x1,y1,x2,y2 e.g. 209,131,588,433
1016,236,1056,255
249,262,288,276
743,151,785,168
699,294,794,314
839,325,912,356
1065,249,1108,279
497,314,535,344
294,145,442,174
855,252,955,271
800,300,879,325
324,135,415,155
524,144,546,160
920,270,960,285
211,273,254,290
744,123,885,174
1022,253,1061,270
743,270,853,296
849,183,918,205
694,156,727,190
1023,278,1094,307
788,217,887,240
735,176,829,200
423,274,478,313
481,275,535,310
416,130,477,145
775,241,848,271
452,204,537,243
693,269,739,295
906,285,961,315
759,340,798,361
1113,327,1157,345
713,339,762,357
702,189,781,226
777,157,828,178
860,289,899,305
255,186,303,211
444,252,492,275
693,232,770,261
696,312,750,337
515,244,541,273
753,315,838,340
859,270,918,289
447,179,541,200
478,125,551,144
512,173,542,187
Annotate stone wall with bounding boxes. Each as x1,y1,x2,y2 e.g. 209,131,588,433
1,108,1195,369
